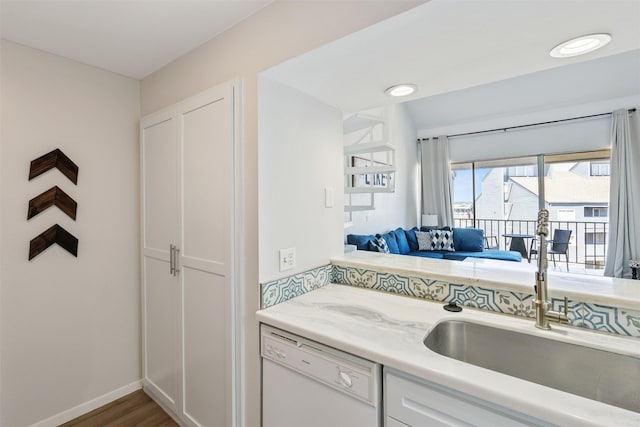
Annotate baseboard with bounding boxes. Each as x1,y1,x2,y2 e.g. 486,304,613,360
143,383,183,426
29,380,142,427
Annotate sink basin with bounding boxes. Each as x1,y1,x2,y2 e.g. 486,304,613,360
424,320,640,413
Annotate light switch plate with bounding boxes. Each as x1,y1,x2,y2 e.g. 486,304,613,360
325,187,334,208
279,247,296,271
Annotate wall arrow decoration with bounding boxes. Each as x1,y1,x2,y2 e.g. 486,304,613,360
29,148,79,184
29,224,78,260
27,186,77,220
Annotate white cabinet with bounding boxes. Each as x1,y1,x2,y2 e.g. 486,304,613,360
141,81,237,427
384,369,551,427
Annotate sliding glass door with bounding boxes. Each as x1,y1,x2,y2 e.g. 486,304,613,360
452,150,610,274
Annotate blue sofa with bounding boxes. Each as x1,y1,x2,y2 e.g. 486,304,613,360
347,227,522,262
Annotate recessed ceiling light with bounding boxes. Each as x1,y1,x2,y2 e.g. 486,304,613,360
549,33,611,58
385,84,417,97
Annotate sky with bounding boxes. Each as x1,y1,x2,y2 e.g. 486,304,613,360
453,168,489,203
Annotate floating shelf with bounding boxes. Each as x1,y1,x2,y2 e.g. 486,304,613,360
345,186,395,194
343,113,385,134
344,142,395,155
344,205,376,212
345,165,396,175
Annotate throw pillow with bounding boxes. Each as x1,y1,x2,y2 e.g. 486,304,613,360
393,227,411,254
420,225,452,232
452,227,484,252
429,229,455,251
415,230,432,251
404,227,419,251
369,236,390,253
346,234,375,251
380,232,400,254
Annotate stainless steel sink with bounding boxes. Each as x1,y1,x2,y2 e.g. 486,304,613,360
424,320,640,413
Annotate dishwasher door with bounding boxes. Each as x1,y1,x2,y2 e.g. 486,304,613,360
261,325,381,427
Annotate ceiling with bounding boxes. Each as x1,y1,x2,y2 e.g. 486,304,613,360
262,0,640,114
406,49,640,132
0,0,272,79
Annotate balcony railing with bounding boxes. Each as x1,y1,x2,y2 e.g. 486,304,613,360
454,218,608,270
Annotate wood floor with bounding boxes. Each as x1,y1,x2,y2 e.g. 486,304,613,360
60,390,179,427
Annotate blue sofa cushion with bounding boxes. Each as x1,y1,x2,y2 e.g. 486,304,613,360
452,227,484,252
346,234,375,251
380,232,400,254
393,227,411,254
404,227,419,251
407,251,445,259
443,250,522,262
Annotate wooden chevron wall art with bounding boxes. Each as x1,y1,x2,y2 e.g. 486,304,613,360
29,148,79,184
29,224,78,260
27,186,77,220
27,148,80,260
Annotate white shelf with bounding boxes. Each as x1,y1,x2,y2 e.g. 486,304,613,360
345,165,396,175
345,205,375,212
343,113,385,134
345,186,395,194
344,142,395,155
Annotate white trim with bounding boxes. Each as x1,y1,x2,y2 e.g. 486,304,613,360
231,78,245,427
29,380,142,427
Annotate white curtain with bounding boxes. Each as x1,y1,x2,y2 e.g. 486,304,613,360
420,136,454,227
604,109,639,278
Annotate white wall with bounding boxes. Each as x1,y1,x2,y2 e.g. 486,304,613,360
1,40,141,426
346,103,420,236
139,2,422,425
258,77,343,282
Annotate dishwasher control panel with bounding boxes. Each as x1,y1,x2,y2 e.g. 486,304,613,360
261,325,380,405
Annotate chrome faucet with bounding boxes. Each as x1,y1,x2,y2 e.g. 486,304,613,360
534,209,569,330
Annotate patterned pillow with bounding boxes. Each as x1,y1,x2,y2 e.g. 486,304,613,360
429,229,455,251
415,231,432,251
370,236,390,253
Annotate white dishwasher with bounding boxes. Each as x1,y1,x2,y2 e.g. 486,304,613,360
261,325,382,427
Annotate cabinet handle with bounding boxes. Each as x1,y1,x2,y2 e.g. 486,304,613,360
174,247,180,276
169,244,175,275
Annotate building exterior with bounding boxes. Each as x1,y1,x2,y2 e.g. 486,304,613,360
472,161,609,269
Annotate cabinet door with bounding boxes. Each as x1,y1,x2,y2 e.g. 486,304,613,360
386,417,410,427
178,83,235,427
141,110,180,410
385,370,548,427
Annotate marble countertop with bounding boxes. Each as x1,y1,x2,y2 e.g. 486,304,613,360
331,251,640,310
256,284,640,427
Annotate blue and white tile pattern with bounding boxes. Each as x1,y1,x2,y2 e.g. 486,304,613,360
261,264,640,336
261,265,332,308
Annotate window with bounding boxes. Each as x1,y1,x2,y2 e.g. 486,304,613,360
585,232,606,244
507,165,537,177
451,163,474,226
451,150,610,274
584,207,608,217
590,162,610,176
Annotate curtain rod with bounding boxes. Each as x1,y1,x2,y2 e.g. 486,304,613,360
418,108,636,142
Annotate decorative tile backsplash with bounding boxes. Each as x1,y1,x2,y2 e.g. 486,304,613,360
262,264,640,337
261,265,333,308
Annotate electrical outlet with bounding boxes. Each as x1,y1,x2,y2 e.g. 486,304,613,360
279,247,296,272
